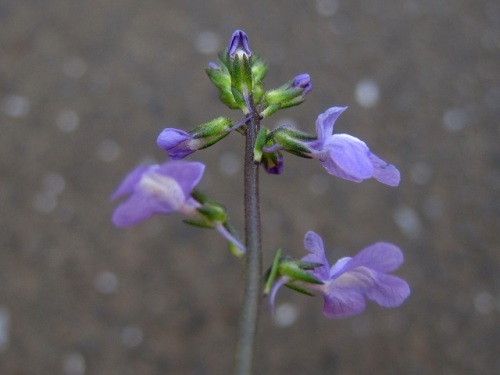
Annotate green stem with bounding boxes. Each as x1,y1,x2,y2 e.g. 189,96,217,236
233,98,262,375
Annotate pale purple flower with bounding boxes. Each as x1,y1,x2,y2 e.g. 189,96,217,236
111,160,204,227
228,29,251,58
111,160,245,254
270,231,410,318
307,106,400,186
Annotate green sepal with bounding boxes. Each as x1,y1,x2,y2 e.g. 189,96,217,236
190,117,232,138
266,126,316,157
183,217,214,229
220,221,244,258
205,66,231,88
259,78,309,117
218,49,230,70
191,190,228,223
263,249,283,296
252,84,265,106
253,127,268,163
190,189,211,205
260,103,281,118
242,54,253,93
285,283,316,297
228,54,253,113
196,205,227,223
206,63,240,109
251,53,268,84
231,86,248,113
228,241,244,258
278,260,324,285
268,126,316,142
264,85,303,105
295,260,324,271
229,54,253,94
231,55,243,92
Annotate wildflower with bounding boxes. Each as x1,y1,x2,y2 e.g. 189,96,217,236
111,160,245,254
111,160,205,226
270,231,410,318
306,106,400,186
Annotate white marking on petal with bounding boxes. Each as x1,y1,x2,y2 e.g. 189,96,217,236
138,172,185,210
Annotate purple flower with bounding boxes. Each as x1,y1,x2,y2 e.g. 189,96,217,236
111,160,246,255
157,128,197,160
270,231,410,318
228,29,251,58
307,106,400,186
111,160,205,227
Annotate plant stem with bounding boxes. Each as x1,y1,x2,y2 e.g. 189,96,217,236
233,98,262,375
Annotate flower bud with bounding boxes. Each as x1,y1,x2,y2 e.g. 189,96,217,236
157,117,233,159
228,29,252,59
261,151,284,175
226,30,253,113
205,62,239,109
261,74,312,118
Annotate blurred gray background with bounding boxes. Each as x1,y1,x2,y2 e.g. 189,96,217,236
1,0,499,374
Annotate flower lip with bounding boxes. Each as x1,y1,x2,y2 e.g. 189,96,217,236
228,29,251,58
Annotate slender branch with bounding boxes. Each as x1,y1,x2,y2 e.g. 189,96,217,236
233,97,262,375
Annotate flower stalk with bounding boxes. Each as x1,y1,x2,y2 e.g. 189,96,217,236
233,96,262,375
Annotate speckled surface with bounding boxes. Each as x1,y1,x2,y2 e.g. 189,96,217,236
1,0,499,374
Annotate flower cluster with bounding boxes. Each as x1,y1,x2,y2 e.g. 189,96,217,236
111,29,409,323
155,31,400,186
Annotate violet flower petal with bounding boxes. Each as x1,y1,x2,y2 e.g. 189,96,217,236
269,276,288,313
157,128,195,159
228,29,251,58
364,273,411,307
155,161,205,198
335,242,404,276
323,260,410,318
111,164,151,201
302,231,330,280
291,73,312,96
369,153,401,187
321,134,373,182
315,106,348,142
215,223,246,255
111,161,205,227
112,190,176,227
322,284,367,318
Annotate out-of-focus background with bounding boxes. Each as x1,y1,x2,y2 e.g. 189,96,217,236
1,0,499,374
